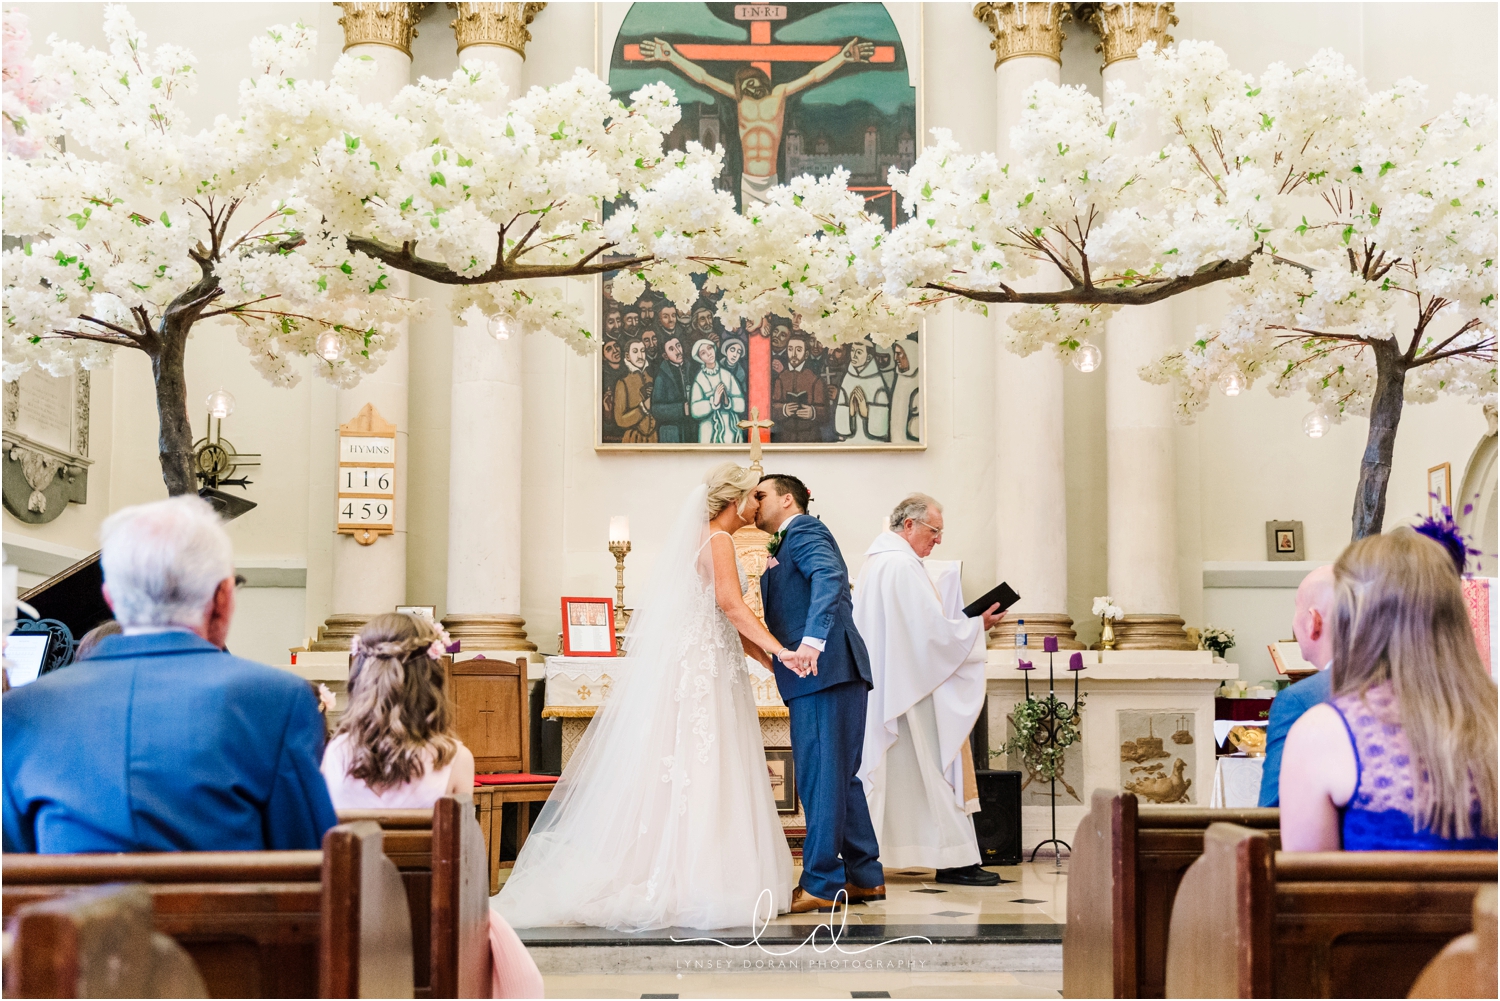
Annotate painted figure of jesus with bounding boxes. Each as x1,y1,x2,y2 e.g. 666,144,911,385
638,36,876,209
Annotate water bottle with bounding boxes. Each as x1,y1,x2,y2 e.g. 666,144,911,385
1014,618,1027,659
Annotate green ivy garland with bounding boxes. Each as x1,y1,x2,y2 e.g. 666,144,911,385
993,693,1085,782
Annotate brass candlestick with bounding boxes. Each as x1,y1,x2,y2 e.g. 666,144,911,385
609,539,631,652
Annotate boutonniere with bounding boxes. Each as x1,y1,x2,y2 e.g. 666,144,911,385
766,528,786,557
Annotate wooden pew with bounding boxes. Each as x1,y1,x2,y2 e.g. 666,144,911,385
1409,885,1498,999
5,883,207,998
1064,790,1281,999
2,821,413,998
338,795,491,999
1163,822,1497,998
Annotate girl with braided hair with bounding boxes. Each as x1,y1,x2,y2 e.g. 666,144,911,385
321,613,475,806
320,613,543,997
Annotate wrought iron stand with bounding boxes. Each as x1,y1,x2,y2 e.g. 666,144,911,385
1018,639,1086,868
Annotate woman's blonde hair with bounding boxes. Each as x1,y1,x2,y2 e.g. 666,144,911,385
335,613,457,792
704,461,758,519
1331,527,1497,839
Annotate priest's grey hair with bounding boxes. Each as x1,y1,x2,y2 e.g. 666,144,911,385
99,496,234,628
890,493,942,532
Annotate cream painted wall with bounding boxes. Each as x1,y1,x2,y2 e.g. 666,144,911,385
5,3,1494,676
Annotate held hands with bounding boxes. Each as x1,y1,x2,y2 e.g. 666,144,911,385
980,604,1005,631
774,645,821,678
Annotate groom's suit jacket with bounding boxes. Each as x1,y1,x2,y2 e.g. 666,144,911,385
760,515,873,702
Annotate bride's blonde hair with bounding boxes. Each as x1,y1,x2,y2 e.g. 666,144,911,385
704,462,758,518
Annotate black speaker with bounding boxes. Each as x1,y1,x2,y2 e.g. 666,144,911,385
973,769,1023,865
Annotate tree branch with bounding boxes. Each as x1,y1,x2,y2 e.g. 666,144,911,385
77,314,146,344
347,234,654,284
46,328,143,350
924,253,1257,306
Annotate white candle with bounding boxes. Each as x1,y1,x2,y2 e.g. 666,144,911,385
609,516,630,544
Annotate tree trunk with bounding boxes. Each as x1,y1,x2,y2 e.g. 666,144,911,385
1350,339,1408,540
152,333,196,497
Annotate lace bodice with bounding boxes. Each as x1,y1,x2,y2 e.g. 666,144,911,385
1330,682,1496,851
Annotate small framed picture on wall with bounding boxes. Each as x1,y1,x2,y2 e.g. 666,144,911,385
764,748,798,814
1266,520,1305,561
559,597,616,657
1428,463,1452,514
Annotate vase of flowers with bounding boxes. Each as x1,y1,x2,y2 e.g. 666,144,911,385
1200,625,1236,660
1093,596,1123,650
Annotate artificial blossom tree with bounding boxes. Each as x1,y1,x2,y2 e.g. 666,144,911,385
836,41,1495,539
3,8,869,496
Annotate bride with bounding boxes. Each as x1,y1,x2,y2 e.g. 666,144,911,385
495,463,797,930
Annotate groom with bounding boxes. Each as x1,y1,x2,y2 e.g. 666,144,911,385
754,474,885,912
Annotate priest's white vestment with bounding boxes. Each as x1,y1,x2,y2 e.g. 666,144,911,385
853,533,988,868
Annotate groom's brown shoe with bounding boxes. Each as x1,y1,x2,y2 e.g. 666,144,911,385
789,886,842,913
844,882,886,903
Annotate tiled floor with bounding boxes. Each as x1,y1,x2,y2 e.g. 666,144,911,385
498,860,1070,998
542,969,1063,999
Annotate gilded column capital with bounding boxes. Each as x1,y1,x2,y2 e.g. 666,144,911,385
973,3,1069,67
448,2,547,58
335,2,426,57
1086,2,1176,67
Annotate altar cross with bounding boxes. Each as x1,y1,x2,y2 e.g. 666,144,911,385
738,407,775,470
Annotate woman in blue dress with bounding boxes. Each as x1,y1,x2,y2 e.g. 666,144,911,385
1280,527,1497,851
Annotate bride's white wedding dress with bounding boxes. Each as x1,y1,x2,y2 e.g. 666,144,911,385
494,485,793,931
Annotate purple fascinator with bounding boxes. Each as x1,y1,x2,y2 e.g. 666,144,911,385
1414,495,1483,575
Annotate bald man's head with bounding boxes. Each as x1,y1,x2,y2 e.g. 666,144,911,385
1293,564,1336,668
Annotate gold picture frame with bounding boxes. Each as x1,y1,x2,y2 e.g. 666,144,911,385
764,747,798,814
1428,462,1452,514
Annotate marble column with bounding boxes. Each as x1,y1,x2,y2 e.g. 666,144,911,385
438,3,546,653
314,3,422,650
975,3,1081,650
1090,3,1194,650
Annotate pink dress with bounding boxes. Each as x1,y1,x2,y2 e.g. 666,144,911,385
321,735,546,999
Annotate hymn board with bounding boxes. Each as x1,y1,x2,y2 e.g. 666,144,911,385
336,403,396,545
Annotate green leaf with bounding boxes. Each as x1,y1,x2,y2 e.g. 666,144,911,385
345,133,360,151
340,261,354,275
67,209,91,230
152,76,162,88
1351,164,1363,174
430,171,446,187
1378,160,1395,176
1260,112,1274,131
400,195,414,211
368,273,388,293
317,275,327,291
160,211,172,228
921,181,932,199
1018,191,1033,209
1106,122,1116,139
1246,86,1262,97
1451,197,1462,207
1341,224,1355,245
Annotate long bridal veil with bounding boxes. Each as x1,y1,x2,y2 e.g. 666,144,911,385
495,483,792,931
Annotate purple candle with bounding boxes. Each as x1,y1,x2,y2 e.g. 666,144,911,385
1067,652,1085,672
1043,635,1059,653
1017,659,1035,672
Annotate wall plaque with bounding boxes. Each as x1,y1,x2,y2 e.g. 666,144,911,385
336,403,395,545
2,369,92,524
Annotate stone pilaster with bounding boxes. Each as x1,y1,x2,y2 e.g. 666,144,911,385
975,1,1082,651
449,2,546,58
1086,2,1177,67
438,5,540,654
972,2,1068,66
335,2,426,57
1088,2,1194,651
314,5,419,651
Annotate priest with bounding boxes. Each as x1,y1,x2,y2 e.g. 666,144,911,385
853,493,1006,886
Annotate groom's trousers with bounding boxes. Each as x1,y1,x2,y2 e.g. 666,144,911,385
789,680,884,900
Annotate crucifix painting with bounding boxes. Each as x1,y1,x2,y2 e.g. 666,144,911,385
598,2,923,451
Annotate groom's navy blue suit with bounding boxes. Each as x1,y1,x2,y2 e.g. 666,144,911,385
761,514,884,900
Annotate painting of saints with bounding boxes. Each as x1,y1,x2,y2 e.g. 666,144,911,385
639,36,875,208
891,337,920,443
772,333,828,444
614,339,658,444
652,334,695,443
835,340,890,443
689,339,745,443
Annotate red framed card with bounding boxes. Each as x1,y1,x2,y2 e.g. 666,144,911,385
559,596,616,656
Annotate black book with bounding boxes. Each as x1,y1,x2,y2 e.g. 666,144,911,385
783,390,809,407
963,581,1022,619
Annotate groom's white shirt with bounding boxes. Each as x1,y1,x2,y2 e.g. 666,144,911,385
773,513,825,653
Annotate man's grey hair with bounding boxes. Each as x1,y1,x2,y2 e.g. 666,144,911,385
100,496,234,628
890,493,942,532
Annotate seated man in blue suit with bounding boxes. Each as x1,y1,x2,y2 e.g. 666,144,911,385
1258,565,1336,807
4,496,337,853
